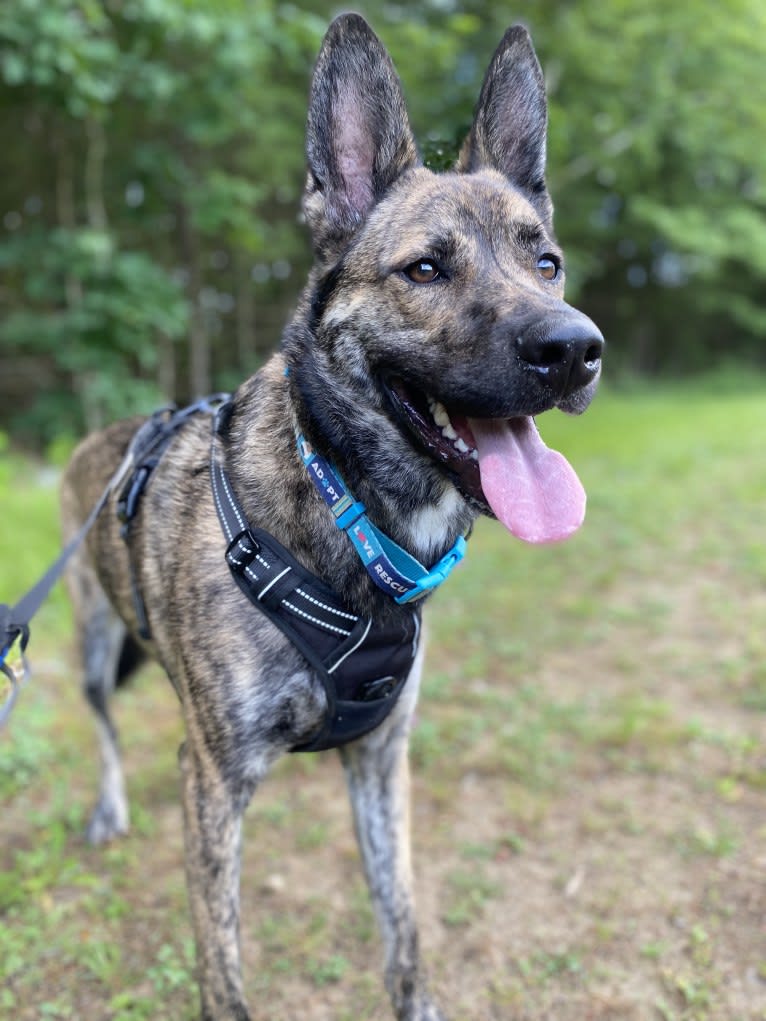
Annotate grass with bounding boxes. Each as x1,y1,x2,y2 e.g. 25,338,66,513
1,376,765,1020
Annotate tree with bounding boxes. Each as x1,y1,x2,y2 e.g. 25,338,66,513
1,0,764,449
526,0,766,372
0,0,324,443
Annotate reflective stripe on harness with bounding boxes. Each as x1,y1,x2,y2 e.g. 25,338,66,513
210,401,420,753
221,525,420,752
1,393,423,742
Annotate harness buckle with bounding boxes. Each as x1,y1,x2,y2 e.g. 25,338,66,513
225,530,261,575
334,499,366,531
117,464,153,525
359,676,397,701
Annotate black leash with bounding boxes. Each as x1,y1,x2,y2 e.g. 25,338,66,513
0,448,132,727
0,395,228,728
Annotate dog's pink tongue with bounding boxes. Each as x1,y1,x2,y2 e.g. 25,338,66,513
467,416,586,544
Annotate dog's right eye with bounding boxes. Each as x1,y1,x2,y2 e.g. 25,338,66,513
402,259,441,284
537,255,561,281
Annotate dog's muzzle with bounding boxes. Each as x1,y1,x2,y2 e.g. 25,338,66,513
515,308,604,405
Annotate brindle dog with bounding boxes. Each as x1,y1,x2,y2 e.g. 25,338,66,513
61,14,603,1021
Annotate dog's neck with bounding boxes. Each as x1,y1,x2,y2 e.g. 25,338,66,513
286,338,475,562
222,349,475,617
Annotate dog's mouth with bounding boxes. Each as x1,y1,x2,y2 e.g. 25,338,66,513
385,378,586,544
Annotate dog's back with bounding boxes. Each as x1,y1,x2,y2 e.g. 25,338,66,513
61,419,144,629
62,409,218,647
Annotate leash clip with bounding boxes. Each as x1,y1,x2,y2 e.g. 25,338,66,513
0,617,30,727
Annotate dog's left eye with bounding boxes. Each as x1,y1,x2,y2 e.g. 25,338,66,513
537,255,561,281
403,259,442,284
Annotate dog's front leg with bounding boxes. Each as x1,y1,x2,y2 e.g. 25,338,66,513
340,658,446,1021
179,738,254,1021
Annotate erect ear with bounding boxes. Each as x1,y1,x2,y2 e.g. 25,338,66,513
457,26,552,226
303,14,420,261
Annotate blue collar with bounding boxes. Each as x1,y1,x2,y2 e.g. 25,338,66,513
296,432,466,604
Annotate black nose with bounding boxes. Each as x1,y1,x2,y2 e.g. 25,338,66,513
516,313,604,396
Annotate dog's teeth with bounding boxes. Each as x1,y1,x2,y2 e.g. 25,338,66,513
430,399,475,453
432,401,451,429
470,449,479,461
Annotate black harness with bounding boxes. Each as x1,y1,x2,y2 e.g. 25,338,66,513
116,398,226,639
118,398,420,753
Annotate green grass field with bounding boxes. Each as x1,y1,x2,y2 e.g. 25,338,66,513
1,379,764,1021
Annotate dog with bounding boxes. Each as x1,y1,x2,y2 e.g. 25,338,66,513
60,14,603,1021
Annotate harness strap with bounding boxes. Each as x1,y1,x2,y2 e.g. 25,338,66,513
116,394,230,639
210,402,420,752
0,444,147,730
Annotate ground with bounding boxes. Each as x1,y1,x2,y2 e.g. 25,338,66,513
1,383,764,1020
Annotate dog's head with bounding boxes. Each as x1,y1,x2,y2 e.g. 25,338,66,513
293,15,603,547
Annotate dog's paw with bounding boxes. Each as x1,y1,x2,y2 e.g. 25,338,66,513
419,1006,447,1021
401,997,447,1021
86,795,129,845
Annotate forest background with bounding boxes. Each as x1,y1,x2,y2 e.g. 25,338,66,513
1,0,764,450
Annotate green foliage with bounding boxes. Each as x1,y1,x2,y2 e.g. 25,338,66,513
1,226,185,439
308,954,350,987
0,0,318,443
1,228,188,354
0,0,120,115
535,0,766,371
1,0,766,447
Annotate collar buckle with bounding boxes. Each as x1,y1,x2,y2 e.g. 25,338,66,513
394,535,467,604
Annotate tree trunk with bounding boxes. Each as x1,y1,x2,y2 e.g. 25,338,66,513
159,336,177,403
177,200,210,398
55,126,104,430
84,116,108,232
234,248,256,369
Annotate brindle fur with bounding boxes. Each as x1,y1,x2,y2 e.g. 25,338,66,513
61,15,602,1021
